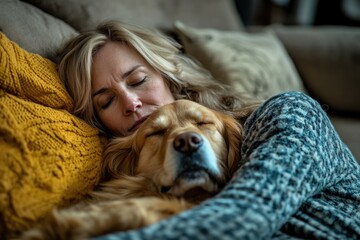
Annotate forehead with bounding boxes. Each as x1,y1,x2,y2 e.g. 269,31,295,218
91,42,146,83
92,41,142,70
147,101,217,127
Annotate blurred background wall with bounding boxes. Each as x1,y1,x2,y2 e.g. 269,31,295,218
235,0,360,27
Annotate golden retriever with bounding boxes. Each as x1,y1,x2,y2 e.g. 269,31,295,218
22,100,242,240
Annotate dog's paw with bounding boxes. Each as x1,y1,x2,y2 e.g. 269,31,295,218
20,208,94,240
20,201,132,240
21,197,194,240
21,229,53,240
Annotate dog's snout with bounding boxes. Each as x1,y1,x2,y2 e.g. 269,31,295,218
174,132,202,153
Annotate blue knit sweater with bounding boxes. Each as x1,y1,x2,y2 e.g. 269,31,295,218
95,92,360,240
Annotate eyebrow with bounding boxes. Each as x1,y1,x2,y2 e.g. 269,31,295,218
92,65,144,98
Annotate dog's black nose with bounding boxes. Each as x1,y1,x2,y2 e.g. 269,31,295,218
174,132,202,153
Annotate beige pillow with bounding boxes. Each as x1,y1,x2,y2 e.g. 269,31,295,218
174,22,306,100
27,0,243,31
0,0,77,62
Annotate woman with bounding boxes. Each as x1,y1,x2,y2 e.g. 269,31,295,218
59,21,360,239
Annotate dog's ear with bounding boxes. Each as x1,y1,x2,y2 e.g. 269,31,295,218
222,114,242,176
102,135,138,180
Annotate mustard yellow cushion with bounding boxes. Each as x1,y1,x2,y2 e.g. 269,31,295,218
0,33,104,237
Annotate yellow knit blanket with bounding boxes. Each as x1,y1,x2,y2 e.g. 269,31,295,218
0,33,104,237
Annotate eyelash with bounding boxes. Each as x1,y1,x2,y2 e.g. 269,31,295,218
131,76,147,87
197,121,212,127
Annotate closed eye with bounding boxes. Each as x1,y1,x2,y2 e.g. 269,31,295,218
130,76,147,87
146,129,166,137
196,121,213,127
101,96,114,109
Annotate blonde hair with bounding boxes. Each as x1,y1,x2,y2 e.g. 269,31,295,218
59,21,257,134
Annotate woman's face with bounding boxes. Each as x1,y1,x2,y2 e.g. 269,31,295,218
91,41,175,136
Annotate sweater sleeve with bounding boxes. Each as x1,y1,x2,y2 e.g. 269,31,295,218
94,92,360,240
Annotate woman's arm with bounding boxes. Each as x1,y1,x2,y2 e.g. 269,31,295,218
94,92,360,240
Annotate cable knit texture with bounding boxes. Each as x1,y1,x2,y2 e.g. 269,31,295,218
0,33,104,237
95,92,360,240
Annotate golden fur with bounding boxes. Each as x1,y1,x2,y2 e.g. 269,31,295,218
21,100,242,240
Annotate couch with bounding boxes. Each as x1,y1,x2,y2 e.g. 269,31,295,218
0,0,359,238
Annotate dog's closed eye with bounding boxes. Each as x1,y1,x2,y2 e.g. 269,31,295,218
196,121,213,127
146,129,166,137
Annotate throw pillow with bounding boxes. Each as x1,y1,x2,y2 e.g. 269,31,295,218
0,0,77,62
174,21,306,100
0,33,104,237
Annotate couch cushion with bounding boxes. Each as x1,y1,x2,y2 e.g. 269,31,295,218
0,0,77,62
24,0,243,31
274,25,360,114
174,22,306,100
0,33,103,237
330,115,360,163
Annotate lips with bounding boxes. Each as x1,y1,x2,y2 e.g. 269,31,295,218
128,116,149,133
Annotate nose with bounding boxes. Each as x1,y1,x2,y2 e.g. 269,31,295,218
121,91,142,115
173,132,203,153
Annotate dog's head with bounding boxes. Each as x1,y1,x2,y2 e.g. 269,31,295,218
103,100,242,201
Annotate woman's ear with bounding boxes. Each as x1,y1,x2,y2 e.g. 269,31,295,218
103,135,138,180
222,114,242,176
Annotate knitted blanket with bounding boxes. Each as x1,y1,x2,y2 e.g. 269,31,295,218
95,92,360,239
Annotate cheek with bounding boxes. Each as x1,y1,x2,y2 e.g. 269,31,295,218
99,111,124,135
204,129,227,162
160,83,175,104
99,113,114,128
146,78,174,104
